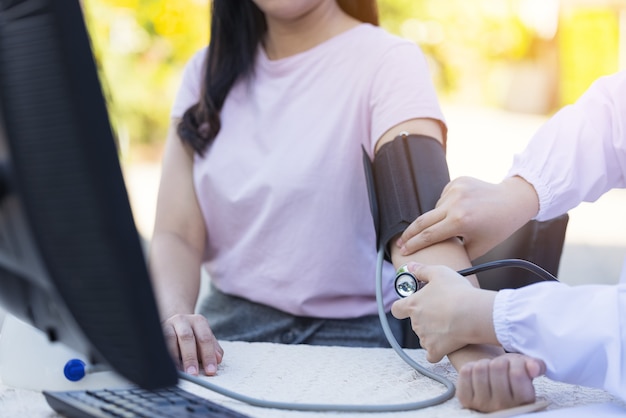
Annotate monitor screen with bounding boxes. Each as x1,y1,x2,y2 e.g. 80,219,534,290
0,0,177,389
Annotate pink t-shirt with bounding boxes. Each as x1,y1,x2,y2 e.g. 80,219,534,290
171,24,445,317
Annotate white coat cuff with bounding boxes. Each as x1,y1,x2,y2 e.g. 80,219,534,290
493,288,516,352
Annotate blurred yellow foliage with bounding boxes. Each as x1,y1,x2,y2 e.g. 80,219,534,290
82,0,209,159
559,7,620,105
81,0,622,159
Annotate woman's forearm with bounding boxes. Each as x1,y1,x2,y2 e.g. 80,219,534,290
390,236,504,370
149,232,204,320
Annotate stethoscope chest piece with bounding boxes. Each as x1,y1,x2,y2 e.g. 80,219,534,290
394,264,426,298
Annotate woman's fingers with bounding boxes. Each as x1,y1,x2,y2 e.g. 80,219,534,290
162,314,222,376
457,354,540,412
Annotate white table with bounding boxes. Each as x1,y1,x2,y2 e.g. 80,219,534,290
1,341,625,418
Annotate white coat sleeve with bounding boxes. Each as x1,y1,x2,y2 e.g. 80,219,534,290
493,265,626,401
506,71,626,221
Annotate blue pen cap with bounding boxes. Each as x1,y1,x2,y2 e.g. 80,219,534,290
64,359,87,382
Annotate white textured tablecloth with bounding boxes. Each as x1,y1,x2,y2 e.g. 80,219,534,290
1,341,624,417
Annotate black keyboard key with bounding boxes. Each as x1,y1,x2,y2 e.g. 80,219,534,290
43,385,251,418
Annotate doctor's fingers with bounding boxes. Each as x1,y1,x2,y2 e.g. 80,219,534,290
414,322,468,364
390,266,451,319
390,275,441,319
390,296,413,320
419,335,452,363
389,300,447,362
396,209,447,253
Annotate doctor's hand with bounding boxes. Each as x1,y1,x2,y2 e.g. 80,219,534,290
396,176,539,260
456,353,546,412
391,262,498,363
162,314,223,376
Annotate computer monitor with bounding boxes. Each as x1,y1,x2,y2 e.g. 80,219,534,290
0,0,177,389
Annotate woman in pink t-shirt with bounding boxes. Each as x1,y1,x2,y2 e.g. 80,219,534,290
149,0,524,411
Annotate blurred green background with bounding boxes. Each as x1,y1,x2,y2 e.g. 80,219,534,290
82,0,626,161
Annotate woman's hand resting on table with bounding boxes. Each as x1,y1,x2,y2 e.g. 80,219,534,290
162,313,223,376
395,176,540,261
457,353,546,412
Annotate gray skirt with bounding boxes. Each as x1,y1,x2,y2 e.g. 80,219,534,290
197,285,404,348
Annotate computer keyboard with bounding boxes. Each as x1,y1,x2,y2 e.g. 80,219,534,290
43,385,252,418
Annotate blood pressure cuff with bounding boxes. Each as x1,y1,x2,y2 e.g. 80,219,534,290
362,134,450,259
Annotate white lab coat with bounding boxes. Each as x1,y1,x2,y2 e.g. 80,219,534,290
494,70,626,401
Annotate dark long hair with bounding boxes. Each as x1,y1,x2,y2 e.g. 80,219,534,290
178,0,378,155
178,1,266,155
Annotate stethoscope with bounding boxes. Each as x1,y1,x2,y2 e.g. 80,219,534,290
394,258,558,298
63,255,558,412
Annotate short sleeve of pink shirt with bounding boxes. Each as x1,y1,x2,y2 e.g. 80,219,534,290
368,43,447,149
171,25,445,151
169,24,447,318
171,47,206,119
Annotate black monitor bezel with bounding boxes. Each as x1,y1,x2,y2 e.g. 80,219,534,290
0,0,177,389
